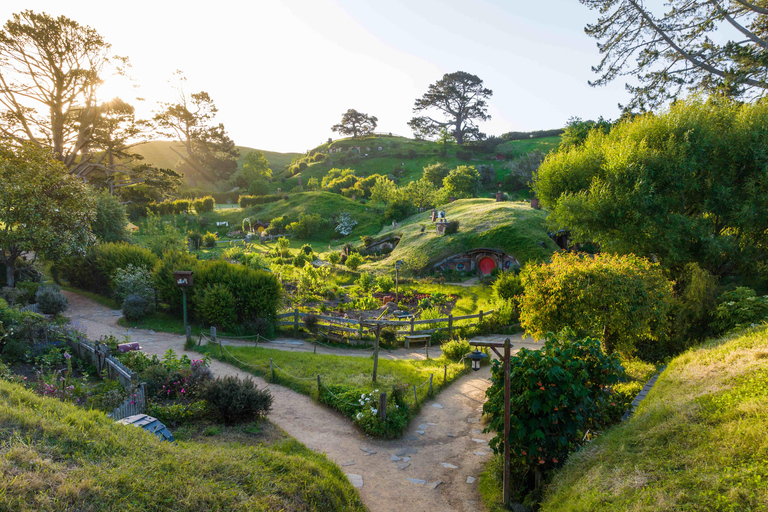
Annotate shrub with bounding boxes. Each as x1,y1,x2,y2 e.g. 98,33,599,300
199,284,238,330
444,220,460,234
187,231,202,250
345,252,364,271
204,375,273,424
376,275,394,293
146,400,209,426
300,244,313,255
380,326,398,346
56,242,158,295
292,251,313,268
112,264,155,304
122,294,152,321
493,271,524,302
355,272,375,294
441,338,471,361
327,251,341,266
152,250,199,313
202,231,219,248
287,213,327,240
713,287,768,332
304,313,319,335
238,194,282,207
35,285,68,315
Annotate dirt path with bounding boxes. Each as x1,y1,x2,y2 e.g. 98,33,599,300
64,291,540,512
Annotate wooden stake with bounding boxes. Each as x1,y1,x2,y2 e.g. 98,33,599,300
503,337,511,507
379,392,387,421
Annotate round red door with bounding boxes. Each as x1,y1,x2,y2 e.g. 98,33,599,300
478,257,496,274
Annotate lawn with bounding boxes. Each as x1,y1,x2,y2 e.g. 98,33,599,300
539,325,768,511
0,379,364,511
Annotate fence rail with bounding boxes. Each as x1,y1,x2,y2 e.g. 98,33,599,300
108,383,146,421
277,308,495,341
18,303,40,314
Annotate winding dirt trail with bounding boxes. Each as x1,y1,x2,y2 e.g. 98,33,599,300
64,291,539,512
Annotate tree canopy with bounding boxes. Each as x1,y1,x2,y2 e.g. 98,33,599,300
331,109,378,139
534,98,768,282
519,252,673,355
0,142,95,286
232,150,272,189
408,71,492,145
581,0,768,110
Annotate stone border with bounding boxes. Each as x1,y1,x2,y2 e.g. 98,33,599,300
621,365,666,422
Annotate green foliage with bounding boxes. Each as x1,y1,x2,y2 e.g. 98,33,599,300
122,294,152,321
204,375,273,424
141,212,184,256
152,250,198,312
714,287,768,333
441,338,471,361
238,194,282,207
247,179,270,196
112,264,154,303
383,200,415,222
441,165,481,199
345,252,364,271
483,332,625,494
35,285,68,315
375,275,394,293
536,99,768,282
319,385,409,438
192,196,215,213
355,272,375,294
199,284,237,330
558,116,612,150
444,220,460,234
287,213,327,239
493,271,524,302
328,251,341,266
0,142,95,287
202,231,218,248
422,162,449,186
92,191,128,243
146,399,209,426
520,252,674,356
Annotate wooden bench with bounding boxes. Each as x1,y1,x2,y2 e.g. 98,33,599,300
404,334,431,349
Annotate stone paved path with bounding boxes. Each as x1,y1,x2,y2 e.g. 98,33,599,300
63,290,540,512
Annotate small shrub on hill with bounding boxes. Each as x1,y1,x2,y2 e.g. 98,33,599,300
376,275,394,293
345,252,364,271
202,231,218,248
122,294,152,321
35,285,68,315
441,338,471,361
204,375,273,424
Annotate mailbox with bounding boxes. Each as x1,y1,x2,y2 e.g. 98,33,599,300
174,270,194,288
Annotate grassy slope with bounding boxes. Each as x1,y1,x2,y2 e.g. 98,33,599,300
275,135,561,194
365,198,557,274
0,380,364,512
131,140,301,188
541,325,768,511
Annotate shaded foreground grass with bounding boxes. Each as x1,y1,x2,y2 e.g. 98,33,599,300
197,344,468,410
540,325,768,511
0,379,365,512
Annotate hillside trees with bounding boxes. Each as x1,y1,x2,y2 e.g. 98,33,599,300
331,109,378,139
232,150,272,189
519,252,674,356
581,0,768,110
535,99,768,282
154,72,239,182
0,142,95,287
440,165,481,199
0,11,127,178
409,71,492,145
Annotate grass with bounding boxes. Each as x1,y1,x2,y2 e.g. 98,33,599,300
195,344,468,410
364,198,557,275
0,379,365,511
539,324,768,511
495,136,561,156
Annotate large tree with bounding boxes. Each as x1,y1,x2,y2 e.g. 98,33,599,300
331,109,378,139
154,73,239,183
580,0,768,110
0,10,129,177
535,98,768,281
0,142,95,287
408,71,492,145
231,150,272,188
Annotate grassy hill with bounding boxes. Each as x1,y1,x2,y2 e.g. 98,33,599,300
365,198,557,274
131,141,301,189
0,378,364,511
274,135,561,195
540,325,768,511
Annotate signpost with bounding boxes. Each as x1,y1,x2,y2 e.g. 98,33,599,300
470,338,513,507
174,271,194,331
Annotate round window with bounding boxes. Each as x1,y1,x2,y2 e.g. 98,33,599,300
457,263,465,270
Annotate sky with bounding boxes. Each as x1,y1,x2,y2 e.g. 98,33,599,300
2,1,633,153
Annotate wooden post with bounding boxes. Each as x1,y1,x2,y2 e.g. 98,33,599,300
479,310,484,324
317,374,321,396
413,384,418,404
503,337,512,507
294,308,299,336
379,392,387,421
448,314,453,337
186,325,192,345
429,374,433,395
373,326,380,383
444,364,448,384
410,316,415,335
270,358,275,381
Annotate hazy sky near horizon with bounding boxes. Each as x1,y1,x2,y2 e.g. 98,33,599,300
3,1,632,153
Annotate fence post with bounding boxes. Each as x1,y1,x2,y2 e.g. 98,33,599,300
444,364,447,384
410,316,415,335
317,374,321,396
448,314,453,338
373,327,380,383
270,358,275,381
479,310,484,324
429,374,433,395
186,325,191,345
294,308,299,336
379,392,387,421
413,384,418,405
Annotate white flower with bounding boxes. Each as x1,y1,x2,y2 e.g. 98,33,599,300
356,412,363,420
371,408,378,415
374,389,379,393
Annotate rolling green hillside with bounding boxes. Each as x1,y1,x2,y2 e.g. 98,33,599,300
540,325,768,511
131,141,301,188
0,379,364,511
365,198,557,274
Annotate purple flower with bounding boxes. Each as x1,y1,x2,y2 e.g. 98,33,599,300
64,353,71,359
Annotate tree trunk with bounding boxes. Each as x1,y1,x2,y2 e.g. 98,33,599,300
5,258,15,288
602,324,614,354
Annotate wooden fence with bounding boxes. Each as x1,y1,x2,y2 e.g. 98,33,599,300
276,308,494,343
19,303,40,314
108,383,147,421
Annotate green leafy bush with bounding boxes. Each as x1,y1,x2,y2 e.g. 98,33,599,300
444,220,460,234
199,284,237,331
122,294,152,321
441,338,471,361
204,375,273,424
56,242,158,295
146,400,209,426
202,231,218,248
319,384,409,438
375,275,394,293
345,252,364,271
714,287,768,332
112,264,154,304
35,285,68,315
355,272,375,294
238,194,282,207
152,250,199,313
